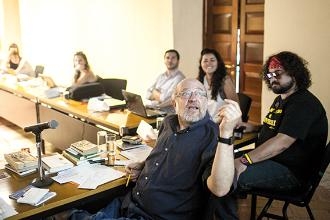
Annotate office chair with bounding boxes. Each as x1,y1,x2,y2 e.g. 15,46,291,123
238,93,252,122
249,141,330,220
34,65,44,77
100,78,127,100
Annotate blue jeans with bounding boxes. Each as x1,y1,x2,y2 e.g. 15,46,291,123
68,198,144,220
203,160,302,220
238,160,302,192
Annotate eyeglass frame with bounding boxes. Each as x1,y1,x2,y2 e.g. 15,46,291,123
175,89,207,99
265,69,285,79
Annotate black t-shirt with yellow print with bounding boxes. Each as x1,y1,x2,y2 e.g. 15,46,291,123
257,89,328,183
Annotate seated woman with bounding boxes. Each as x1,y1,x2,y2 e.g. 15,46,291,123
0,43,34,77
72,51,97,86
197,48,239,123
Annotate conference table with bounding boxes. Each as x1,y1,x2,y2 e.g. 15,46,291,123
0,169,128,220
0,76,156,150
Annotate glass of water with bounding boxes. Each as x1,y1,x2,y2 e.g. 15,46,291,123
106,133,116,165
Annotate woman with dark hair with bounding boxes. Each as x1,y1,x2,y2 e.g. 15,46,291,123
1,43,34,76
72,51,97,86
197,48,238,122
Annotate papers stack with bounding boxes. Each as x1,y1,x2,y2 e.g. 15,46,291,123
52,163,125,189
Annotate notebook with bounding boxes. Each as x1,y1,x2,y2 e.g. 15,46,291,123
122,90,167,118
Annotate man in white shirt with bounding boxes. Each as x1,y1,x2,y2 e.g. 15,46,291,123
146,49,185,113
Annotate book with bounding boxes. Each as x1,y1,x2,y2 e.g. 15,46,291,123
4,151,38,170
16,187,56,206
115,139,145,151
42,153,74,173
62,151,89,166
119,145,153,162
62,150,107,166
65,146,103,160
5,164,37,177
70,140,98,156
9,185,35,200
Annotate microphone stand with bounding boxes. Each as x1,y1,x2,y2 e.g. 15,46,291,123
30,130,54,187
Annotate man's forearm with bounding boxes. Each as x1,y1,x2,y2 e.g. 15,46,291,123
207,142,235,197
246,133,296,163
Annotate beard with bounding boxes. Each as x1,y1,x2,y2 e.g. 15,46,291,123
176,104,207,123
271,79,294,94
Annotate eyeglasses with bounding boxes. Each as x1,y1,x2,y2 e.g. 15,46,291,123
265,70,284,79
176,89,207,99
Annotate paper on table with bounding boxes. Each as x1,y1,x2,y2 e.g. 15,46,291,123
52,163,125,189
136,120,157,140
0,196,18,219
78,165,125,189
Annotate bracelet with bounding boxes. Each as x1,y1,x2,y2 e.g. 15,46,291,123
240,153,253,166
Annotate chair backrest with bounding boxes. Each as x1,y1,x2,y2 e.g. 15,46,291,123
34,65,44,77
238,93,252,122
304,141,330,203
100,78,127,100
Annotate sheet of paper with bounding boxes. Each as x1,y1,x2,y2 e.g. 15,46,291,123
0,196,18,219
136,120,157,140
52,163,125,189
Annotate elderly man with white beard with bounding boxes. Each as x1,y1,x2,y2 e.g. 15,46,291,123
56,78,241,220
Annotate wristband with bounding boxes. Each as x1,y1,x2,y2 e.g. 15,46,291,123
218,136,235,145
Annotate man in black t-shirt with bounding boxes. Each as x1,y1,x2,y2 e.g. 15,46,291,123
207,51,328,219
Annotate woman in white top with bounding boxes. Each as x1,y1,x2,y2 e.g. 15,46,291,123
197,48,239,122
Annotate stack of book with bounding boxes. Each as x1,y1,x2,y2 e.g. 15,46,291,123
62,140,105,165
42,153,74,173
4,151,38,176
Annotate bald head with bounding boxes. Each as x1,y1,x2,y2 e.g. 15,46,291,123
173,78,206,99
172,78,208,127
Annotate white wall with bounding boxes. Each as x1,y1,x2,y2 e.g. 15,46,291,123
173,0,203,78
17,0,174,95
263,0,330,139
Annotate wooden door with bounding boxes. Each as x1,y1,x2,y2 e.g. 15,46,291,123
203,0,238,82
239,0,264,124
203,0,264,124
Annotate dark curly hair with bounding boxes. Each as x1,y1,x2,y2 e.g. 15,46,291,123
262,51,311,90
197,48,227,100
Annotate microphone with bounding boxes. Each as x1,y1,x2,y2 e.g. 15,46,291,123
24,120,58,133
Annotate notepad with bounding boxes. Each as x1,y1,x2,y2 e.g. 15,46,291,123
17,187,56,206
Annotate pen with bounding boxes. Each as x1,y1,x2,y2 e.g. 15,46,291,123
126,174,131,187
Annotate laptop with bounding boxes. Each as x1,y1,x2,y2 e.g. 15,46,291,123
122,90,167,118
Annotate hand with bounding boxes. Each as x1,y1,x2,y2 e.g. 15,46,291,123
217,99,242,136
125,162,144,182
143,135,157,147
151,89,161,101
234,157,247,178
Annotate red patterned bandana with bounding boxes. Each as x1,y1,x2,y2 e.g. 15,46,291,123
268,57,283,70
